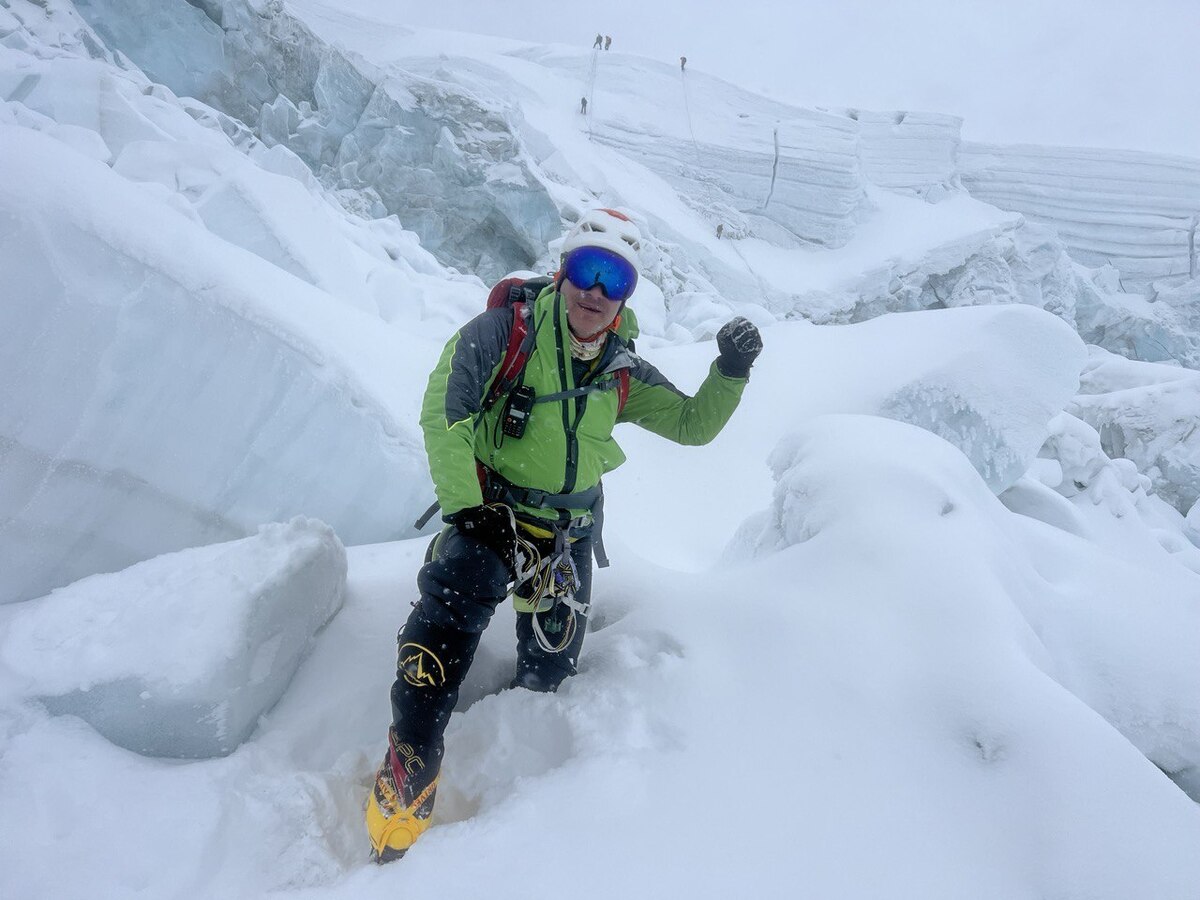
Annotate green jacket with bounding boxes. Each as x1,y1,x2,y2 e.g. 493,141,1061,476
421,284,748,522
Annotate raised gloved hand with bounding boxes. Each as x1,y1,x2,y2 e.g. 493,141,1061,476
446,503,517,573
716,317,763,378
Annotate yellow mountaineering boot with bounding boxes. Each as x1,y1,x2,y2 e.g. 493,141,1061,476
366,728,440,863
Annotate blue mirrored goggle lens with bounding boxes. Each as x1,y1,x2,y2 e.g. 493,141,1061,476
563,246,638,302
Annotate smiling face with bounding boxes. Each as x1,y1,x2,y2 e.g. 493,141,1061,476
563,277,622,338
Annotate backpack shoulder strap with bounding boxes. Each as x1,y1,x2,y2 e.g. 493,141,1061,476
616,368,629,414
603,335,634,415
482,303,535,412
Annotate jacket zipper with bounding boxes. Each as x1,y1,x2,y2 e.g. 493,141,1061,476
552,292,579,494
555,292,625,496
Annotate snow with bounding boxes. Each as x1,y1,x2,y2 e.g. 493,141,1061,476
1067,347,1200,516
0,518,346,758
2,1,1200,898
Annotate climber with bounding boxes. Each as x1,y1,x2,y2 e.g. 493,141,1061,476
365,208,763,863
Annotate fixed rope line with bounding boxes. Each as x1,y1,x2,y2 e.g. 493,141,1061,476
681,67,700,159
730,238,773,301
680,66,736,246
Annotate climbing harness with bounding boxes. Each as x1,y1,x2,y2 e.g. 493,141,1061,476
496,505,591,654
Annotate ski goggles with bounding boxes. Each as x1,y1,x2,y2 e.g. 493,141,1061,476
562,245,639,302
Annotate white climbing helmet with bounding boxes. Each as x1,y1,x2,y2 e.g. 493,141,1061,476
561,208,643,270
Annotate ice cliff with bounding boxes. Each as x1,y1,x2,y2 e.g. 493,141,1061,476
72,0,560,281
962,143,1200,294
0,124,437,603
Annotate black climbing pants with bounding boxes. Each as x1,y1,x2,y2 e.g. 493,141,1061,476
389,523,594,756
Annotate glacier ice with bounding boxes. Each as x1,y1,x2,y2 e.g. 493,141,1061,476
1073,272,1200,370
1067,347,1200,516
1186,502,1200,548
0,125,435,603
1021,411,1200,574
0,518,346,758
828,217,1200,377
848,108,962,199
73,0,562,282
591,108,865,249
961,142,1200,294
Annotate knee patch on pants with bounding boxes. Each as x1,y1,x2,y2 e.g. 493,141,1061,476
415,528,510,634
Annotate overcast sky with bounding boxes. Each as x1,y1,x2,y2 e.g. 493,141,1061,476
344,0,1200,157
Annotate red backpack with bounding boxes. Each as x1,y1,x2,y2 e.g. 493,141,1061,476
483,275,630,414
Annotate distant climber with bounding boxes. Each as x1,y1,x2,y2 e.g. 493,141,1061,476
604,35,612,50
593,33,603,48
580,96,588,115
680,56,687,71
716,223,723,240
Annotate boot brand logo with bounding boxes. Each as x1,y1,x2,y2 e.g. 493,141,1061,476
393,740,425,776
399,642,446,689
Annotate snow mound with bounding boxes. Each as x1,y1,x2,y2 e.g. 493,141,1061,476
873,305,1085,493
726,415,1200,894
738,414,1011,555
0,518,346,758
736,413,1200,804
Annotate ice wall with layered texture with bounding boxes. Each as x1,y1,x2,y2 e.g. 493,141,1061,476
591,108,863,249
850,108,961,199
961,143,1200,294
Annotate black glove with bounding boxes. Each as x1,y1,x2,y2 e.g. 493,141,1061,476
716,317,763,378
446,504,517,573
